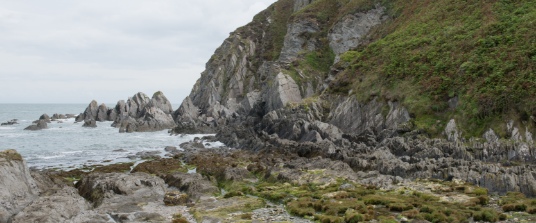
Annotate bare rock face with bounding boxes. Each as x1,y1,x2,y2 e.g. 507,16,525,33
278,20,320,63
328,5,387,63
444,119,459,142
83,100,99,121
264,72,303,114
96,103,108,122
0,150,40,223
76,172,167,212
328,97,384,135
127,92,151,118
150,91,173,115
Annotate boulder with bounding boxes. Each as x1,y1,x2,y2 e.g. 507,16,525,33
223,167,251,181
23,120,47,131
149,91,173,115
82,119,97,128
76,172,167,212
164,172,219,199
59,114,67,119
0,150,40,223
75,113,84,122
11,187,92,223
39,114,51,123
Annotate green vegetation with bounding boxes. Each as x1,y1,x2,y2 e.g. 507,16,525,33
325,0,536,137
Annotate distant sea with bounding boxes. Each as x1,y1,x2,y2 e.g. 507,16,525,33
0,104,220,170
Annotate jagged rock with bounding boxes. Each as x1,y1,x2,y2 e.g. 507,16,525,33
279,20,320,63
149,91,173,115
59,114,67,119
385,101,410,130
75,113,84,122
339,183,355,190
482,128,499,143
23,120,47,131
76,172,167,211
444,119,459,142
448,96,459,109
83,100,99,121
127,92,151,118
329,97,384,135
0,150,40,223
82,119,97,128
328,5,387,63
96,103,108,122
65,114,77,119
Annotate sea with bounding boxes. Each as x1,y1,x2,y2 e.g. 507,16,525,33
0,104,221,170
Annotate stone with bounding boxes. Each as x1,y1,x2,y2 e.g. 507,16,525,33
165,172,219,199
96,103,109,122
328,5,387,63
444,119,459,142
76,172,167,211
339,183,355,190
83,100,99,121
163,191,189,206
11,187,91,223
82,119,97,128
223,167,251,181
23,120,48,131
279,21,320,63
39,114,51,123
0,150,40,223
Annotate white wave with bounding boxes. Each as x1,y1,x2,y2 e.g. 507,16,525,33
0,127,15,130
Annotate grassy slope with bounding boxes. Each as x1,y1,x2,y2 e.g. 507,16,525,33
328,0,536,138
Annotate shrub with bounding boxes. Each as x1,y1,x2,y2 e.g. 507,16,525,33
389,203,414,212
420,206,435,213
402,209,420,218
223,191,244,198
502,204,515,212
528,207,536,214
473,188,488,195
345,214,364,223
473,209,498,222
515,203,527,212
499,213,507,220
477,195,490,205
241,213,252,219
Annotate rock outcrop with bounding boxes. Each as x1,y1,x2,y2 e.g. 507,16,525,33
23,120,48,131
77,91,176,133
0,150,40,223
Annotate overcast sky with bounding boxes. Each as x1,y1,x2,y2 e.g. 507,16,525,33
0,0,276,105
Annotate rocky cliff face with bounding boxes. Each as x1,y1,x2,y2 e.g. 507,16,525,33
170,0,536,198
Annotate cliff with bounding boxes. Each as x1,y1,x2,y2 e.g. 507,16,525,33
171,0,536,198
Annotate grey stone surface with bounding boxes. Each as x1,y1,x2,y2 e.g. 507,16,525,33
96,103,108,122
0,150,40,223
328,5,387,63
23,120,48,131
279,21,319,63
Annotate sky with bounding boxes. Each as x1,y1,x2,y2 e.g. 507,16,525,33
0,0,277,105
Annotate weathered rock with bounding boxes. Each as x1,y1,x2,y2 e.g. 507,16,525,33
0,150,40,223
279,20,320,63
23,120,47,131
163,191,189,206
328,5,387,63
293,0,318,12
39,114,51,123
76,172,167,211
223,167,251,181
165,172,219,199
82,119,97,128
96,103,108,122
11,187,92,223
83,100,99,121
444,119,459,142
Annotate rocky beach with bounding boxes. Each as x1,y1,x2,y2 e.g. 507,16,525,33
3,0,536,222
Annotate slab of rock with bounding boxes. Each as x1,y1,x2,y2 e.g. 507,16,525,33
76,172,167,212
96,103,109,122
39,114,51,123
0,150,40,223
11,187,93,223
165,172,219,199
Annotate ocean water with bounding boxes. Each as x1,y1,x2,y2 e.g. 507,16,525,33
0,104,221,170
